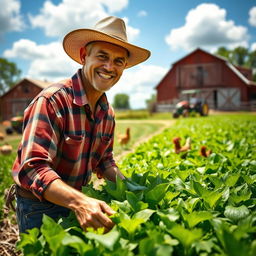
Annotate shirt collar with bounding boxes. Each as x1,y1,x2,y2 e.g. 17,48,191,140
71,69,109,111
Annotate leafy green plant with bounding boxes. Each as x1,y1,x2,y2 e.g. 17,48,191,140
17,114,256,255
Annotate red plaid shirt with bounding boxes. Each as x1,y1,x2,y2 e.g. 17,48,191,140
12,69,117,200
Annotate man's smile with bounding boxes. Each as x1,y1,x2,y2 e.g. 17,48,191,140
97,70,116,80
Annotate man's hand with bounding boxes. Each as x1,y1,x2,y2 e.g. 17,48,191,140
103,166,125,182
73,195,115,233
44,179,115,232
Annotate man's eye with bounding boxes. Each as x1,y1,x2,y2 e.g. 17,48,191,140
98,55,107,60
115,59,125,66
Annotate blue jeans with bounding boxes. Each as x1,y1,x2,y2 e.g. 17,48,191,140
16,194,71,234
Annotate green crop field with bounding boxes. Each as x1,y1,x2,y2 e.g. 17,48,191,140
0,119,170,218
12,113,256,256
1,113,255,255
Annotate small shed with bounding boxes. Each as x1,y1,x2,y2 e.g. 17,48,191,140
155,48,256,111
0,78,51,121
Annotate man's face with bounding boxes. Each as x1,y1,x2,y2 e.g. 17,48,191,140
81,41,128,92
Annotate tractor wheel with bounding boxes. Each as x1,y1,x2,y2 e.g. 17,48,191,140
200,103,209,116
173,112,179,118
6,127,14,135
182,109,189,117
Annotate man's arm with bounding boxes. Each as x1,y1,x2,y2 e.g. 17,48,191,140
43,179,115,232
102,165,125,182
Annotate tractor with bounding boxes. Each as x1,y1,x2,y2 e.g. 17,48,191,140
5,116,23,134
172,90,209,118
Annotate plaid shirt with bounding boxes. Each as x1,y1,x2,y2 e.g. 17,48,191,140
12,69,117,200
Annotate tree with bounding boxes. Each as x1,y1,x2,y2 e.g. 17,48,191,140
112,93,130,109
215,47,231,61
215,46,249,67
231,47,248,66
145,94,156,114
0,58,21,95
215,46,256,81
247,50,256,69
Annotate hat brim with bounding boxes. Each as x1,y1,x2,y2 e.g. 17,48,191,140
63,29,151,69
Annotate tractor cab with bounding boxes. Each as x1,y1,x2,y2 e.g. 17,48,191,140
172,90,209,118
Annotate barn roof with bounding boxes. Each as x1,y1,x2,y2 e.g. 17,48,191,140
0,78,52,99
155,48,256,89
25,78,52,89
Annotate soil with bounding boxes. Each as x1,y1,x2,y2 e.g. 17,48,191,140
0,193,20,256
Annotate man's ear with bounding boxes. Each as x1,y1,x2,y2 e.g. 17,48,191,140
80,47,86,64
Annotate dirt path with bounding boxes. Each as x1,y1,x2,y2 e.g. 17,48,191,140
115,119,175,162
92,119,175,188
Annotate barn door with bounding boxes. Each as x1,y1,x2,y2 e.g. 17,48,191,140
217,88,240,110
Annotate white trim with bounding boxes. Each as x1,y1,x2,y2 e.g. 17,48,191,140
225,62,250,85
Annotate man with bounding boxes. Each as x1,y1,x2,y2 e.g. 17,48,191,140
12,16,150,234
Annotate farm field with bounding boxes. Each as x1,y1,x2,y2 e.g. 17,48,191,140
0,117,172,217
0,112,255,255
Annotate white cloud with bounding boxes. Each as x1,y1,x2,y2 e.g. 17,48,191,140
3,39,79,81
165,3,249,52
249,6,256,26
251,42,256,51
0,0,25,36
107,65,167,109
28,0,137,40
3,39,166,109
138,10,147,17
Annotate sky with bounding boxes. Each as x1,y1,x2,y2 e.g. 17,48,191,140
1,0,256,109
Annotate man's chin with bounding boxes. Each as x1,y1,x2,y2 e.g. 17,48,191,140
94,84,114,93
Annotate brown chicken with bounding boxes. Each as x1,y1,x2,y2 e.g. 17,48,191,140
0,132,4,140
118,128,130,146
0,143,13,155
172,137,191,154
200,146,212,157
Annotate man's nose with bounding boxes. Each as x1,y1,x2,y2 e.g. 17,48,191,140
104,60,114,70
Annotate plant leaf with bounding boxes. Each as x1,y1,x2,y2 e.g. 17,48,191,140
224,205,250,222
184,211,213,228
85,228,120,250
145,183,170,206
169,224,203,248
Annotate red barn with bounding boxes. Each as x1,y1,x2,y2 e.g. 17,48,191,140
155,48,256,111
0,78,51,121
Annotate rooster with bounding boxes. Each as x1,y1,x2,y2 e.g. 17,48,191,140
118,127,130,146
200,146,212,157
172,137,191,154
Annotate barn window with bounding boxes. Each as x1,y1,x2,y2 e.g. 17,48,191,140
23,84,30,93
196,66,204,86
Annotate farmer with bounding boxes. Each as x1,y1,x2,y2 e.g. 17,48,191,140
12,16,150,234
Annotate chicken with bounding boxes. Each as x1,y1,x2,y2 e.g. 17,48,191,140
0,143,13,155
118,127,130,146
172,137,191,154
0,132,4,141
200,146,212,157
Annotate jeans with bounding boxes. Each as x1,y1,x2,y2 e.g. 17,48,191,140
16,194,71,234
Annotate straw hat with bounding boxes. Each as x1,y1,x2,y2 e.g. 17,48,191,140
63,16,151,68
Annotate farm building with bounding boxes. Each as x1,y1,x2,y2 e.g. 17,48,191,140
0,78,51,121
155,48,256,111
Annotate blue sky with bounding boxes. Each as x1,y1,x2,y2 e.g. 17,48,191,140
1,0,256,108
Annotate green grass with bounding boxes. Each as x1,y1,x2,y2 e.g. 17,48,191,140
114,121,164,156
115,109,172,120
0,152,16,218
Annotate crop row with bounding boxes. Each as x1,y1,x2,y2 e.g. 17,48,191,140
18,114,256,256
